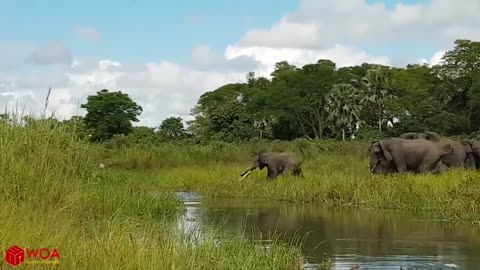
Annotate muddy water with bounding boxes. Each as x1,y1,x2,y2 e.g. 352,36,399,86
175,192,480,270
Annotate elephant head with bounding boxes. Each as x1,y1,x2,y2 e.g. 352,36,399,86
369,140,395,174
462,140,480,169
252,152,269,170
461,140,477,169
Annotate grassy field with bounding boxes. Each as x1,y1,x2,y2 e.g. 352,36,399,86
0,120,306,270
4,117,480,269
107,141,480,224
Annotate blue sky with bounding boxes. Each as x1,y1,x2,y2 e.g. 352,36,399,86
0,0,478,126
0,0,298,64
0,0,432,66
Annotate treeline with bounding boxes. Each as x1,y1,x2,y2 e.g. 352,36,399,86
3,39,480,146
188,39,480,142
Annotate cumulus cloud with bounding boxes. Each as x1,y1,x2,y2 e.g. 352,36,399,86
226,44,391,77
4,0,479,127
239,0,480,49
27,42,73,65
190,45,260,72
0,42,34,71
75,26,102,41
0,58,245,127
417,50,446,66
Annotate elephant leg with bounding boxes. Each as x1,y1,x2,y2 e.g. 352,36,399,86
266,167,278,180
292,167,303,178
432,162,448,174
277,165,286,175
391,155,407,173
418,159,437,173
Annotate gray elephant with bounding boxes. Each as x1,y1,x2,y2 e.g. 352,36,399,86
240,151,304,180
369,138,453,174
400,132,476,169
460,139,480,169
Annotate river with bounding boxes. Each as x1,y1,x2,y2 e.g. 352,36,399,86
175,192,480,270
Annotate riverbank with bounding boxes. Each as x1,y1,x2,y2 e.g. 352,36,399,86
110,144,480,224
0,121,306,269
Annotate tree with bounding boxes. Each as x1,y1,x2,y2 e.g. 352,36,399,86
434,39,480,132
159,117,187,140
186,39,480,141
362,68,396,133
189,83,256,142
81,89,142,142
127,126,157,144
259,59,337,139
325,84,364,140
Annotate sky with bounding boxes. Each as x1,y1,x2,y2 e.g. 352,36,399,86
1,0,479,127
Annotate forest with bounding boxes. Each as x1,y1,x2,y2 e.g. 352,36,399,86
10,39,480,147
187,39,480,142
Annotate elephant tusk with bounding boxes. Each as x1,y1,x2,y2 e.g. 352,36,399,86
370,162,379,173
239,167,253,180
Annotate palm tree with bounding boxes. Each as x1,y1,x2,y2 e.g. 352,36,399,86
361,68,396,133
325,83,364,141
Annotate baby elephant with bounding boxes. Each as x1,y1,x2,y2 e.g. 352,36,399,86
240,151,304,180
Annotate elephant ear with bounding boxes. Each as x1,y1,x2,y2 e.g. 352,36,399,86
440,144,454,156
378,140,393,163
367,141,377,157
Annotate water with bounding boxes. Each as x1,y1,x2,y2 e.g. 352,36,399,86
175,192,480,270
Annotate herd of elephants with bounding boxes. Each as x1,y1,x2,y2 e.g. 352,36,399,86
239,131,480,180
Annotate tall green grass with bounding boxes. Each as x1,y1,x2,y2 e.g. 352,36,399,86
109,142,480,224
102,139,370,169
0,118,305,269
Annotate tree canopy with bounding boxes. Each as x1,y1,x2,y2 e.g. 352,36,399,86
188,39,480,141
26,39,480,144
81,89,143,141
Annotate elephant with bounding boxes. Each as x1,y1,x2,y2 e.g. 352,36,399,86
460,139,480,169
240,151,304,180
399,132,476,169
369,138,453,174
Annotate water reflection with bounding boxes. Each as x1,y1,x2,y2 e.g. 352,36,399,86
175,192,480,269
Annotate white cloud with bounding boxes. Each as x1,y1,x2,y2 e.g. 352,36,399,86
416,50,446,66
3,0,480,127
240,18,326,49
75,26,101,41
225,44,391,77
429,50,446,66
190,45,260,72
239,0,480,49
27,42,73,66
0,59,245,127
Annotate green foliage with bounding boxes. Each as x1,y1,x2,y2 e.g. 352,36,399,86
159,116,187,140
81,89,143,142
190,84,256,142
187,39,480,141
325,83,364,140
0,115,308,269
